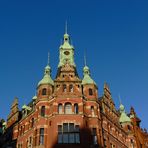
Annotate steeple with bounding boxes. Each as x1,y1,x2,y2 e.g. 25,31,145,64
38,53,54,86
58,23,75,67
82,54,96,85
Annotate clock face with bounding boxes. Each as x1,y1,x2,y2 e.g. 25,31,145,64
64,51,70,55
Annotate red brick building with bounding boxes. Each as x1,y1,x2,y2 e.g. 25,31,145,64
2,30,148,148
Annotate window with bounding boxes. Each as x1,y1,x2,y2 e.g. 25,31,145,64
34,129,37,146
20,126,22,136
89,88,93,96
39,128,44,145
41,106,45,117
64,103,72,114
127,125,131,131
58,104,63,114
42,88,47,95
92,128,98,145
63,84,67,92
58,123,80,144
74,104,79,114
91,106,95,116
31,118,34,128
29,136,32,145
27,136,32,147
69,84,73,92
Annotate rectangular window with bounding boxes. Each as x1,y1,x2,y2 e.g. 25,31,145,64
92,128,98,145
39,128,44,145
58,123,80,144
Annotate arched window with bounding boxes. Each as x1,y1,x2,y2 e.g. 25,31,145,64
63,84,67,92
42,88,47,95
64,103,72,114
89,88,93,96
41,106,45,117
58,104,63,114
69,84,73,92
74,104,79,114
91,106,95,116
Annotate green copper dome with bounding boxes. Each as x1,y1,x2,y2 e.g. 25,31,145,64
38,65,54,86
82,66,96,85
119,104,131,123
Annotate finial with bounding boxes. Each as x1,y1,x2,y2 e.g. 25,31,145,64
65,20,67,34
118,94,122,105
47,52,50,65
84,51,87,66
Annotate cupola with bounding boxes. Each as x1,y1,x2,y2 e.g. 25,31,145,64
119,104,131,123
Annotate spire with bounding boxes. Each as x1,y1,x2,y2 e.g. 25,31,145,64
118,94,122,105
38,53,54,86
65,20,67,34
47,52,50,65
84,51,87,67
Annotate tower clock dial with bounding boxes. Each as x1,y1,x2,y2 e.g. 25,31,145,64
64,51,70,55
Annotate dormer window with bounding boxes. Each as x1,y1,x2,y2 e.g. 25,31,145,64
42,88,47,95
89,88,93,96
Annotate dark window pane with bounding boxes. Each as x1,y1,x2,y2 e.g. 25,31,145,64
89,88,93,96
92,128,97,135
39,128,44,145
63,123,68,132
75,133,80,143
41,106,45,117
75,125,80,132
40,128,44,135
69,85,73,92
93,136,98,145
58,125,62,132
63,133,68,143
42,88,47,95
63,84,66,92
69,133,75,143
69,123,74,132
74,104,79,114
58,133,63,143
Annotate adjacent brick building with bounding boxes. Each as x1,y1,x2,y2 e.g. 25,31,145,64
1,30,148,148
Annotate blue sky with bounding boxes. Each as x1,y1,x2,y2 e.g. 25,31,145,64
0,0,148,129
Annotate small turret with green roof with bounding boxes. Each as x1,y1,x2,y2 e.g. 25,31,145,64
38,53,54,87
82,55,96,85
119,103,131,123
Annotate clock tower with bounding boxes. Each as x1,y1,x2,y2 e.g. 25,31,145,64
58,30,75,67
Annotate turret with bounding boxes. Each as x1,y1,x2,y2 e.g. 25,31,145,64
37,54,54,99
82,62,98,101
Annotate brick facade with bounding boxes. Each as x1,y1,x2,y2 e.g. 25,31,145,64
1,31,148,148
